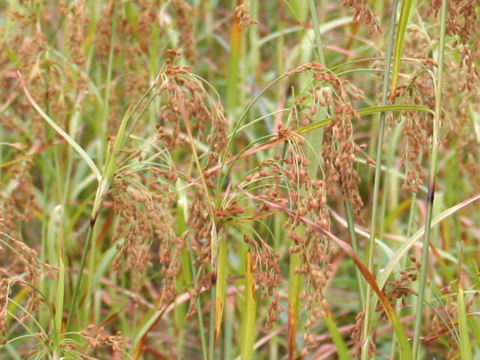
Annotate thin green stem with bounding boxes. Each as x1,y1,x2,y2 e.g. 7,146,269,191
309,0,326,65
412,0,447,357
209,285,216,360
361,0,398,357
66,223,94,330
345,200,365,308
391,180,419,357
101,0,118,164
191,264,208,360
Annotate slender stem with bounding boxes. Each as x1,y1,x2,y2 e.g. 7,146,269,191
209,285,216,360
412,0,447,357
190,257,209,360
391,181,419,357
101,0,118,164
227,3,241,118
66,221,94,330
345,200,365,307
361,0,398,357
224,299,234,360
309,0,326,65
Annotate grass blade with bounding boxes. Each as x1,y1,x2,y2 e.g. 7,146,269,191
323,304,351,360
287,251,301,360
391,0,413,91
457,245,472,360
16,71,102,182
240,251,257,360
214,238,227,342
204,104,433,180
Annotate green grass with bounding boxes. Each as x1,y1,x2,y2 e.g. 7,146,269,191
1,1,480,359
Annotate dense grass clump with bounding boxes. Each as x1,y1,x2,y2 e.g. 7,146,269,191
1,1,480,359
